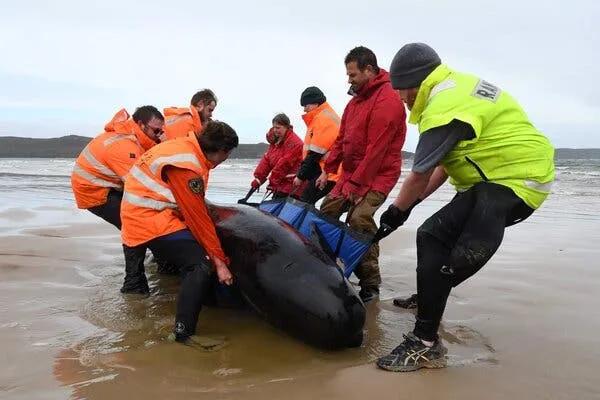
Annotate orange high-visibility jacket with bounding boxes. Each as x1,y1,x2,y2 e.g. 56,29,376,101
162,106,202,141
71,109,157,209
301,102,341,182
120,132,213,248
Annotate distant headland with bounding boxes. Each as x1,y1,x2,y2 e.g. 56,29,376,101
0,135,598,160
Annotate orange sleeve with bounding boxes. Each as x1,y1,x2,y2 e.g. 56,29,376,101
163,166,229,265
104,141,142,180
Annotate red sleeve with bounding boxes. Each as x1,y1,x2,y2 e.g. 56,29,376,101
269,137,302,187
253,150,272,183
163,166,229,265
324,109,346,174
349,97,406,194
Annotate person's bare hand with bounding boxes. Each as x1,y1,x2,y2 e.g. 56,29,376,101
214,258,233,285
316,171,328,190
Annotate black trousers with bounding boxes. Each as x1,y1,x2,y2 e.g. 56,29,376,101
413,182,534,341
87,191,149,293
86,190,170,293
146,232,213,339
300,179,336,205
88,190,123,229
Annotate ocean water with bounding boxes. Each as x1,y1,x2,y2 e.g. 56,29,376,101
1,157,600,400
0,157,599,214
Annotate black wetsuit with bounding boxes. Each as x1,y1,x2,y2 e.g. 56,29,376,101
411,120,534,341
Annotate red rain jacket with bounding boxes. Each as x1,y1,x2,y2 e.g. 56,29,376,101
325,69,406,198
254,128,303,195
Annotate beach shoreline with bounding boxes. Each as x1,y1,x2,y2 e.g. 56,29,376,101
1,198,599,399
2,155,600,399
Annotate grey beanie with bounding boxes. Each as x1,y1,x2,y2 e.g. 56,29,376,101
389,43,441,89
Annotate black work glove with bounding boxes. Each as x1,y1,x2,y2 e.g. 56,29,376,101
374,199,422,242
380,204,411,231
380,198,422,230
297,151,323,181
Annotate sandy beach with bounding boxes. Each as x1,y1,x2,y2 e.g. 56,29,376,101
1,160,600,399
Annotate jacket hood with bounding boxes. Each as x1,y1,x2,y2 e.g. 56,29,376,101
354,69,391,99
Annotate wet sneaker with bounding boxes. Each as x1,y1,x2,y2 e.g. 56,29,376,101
359,287,379,303
376,332,447,372
393,293,418,309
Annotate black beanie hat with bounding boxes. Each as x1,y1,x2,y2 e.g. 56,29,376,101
300,86,326,106
389,43,441,90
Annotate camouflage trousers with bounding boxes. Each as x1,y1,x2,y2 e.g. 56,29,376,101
320,191,387,288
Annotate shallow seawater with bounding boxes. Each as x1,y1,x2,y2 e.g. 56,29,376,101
1,158,599,399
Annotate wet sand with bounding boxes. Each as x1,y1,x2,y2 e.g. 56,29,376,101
1,200,599,400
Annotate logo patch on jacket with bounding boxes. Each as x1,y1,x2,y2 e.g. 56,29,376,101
129,153,136,159
188,178,205,194
472,79,501,102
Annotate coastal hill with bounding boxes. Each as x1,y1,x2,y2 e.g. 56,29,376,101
0,135,416,159
0,135,598,159
0,135,270,159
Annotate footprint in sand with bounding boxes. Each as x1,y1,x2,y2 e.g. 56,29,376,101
438,323,498,366
213,368,242,377
370,301,498,368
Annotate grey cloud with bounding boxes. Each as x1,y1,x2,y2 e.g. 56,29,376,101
0,0,598,145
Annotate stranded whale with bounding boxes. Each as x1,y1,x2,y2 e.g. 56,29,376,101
209,203,366,349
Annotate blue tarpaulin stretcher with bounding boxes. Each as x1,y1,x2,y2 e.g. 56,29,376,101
258,198,373,277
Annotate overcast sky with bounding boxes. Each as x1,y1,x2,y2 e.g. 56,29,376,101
1,0,598,150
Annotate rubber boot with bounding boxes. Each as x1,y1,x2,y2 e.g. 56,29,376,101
120,245,150,294
173,263,212,341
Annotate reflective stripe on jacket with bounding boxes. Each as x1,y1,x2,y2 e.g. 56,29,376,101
120,132,211,246
409,64,555,209
70,108,157,209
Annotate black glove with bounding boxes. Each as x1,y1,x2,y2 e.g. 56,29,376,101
297,151,323,181
380,204,411,231
380,198,422,228
374,199,422,242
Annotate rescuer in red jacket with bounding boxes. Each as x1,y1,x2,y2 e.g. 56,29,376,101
251,113,304,198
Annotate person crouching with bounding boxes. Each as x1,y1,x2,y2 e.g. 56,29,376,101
120,121,238,344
